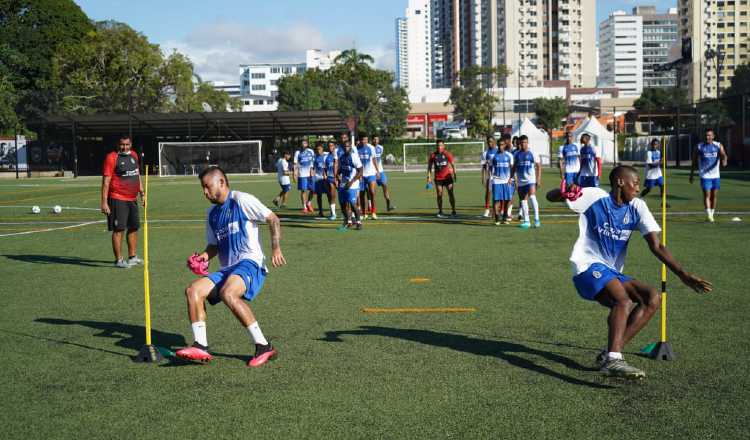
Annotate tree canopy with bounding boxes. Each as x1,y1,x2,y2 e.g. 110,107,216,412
446,65,510,138
533,97,568,133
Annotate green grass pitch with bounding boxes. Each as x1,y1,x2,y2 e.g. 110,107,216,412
0,167,748,439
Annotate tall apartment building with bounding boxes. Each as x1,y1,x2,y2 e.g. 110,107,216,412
306,49,342,70
396,17,409,88
598,10,644,97
398,0,597,90
634,6,679,89
680,0,750,101
396,0,433,91
239,63,306,111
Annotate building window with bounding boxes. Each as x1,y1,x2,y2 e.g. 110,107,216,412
266,100,274,105
270,80,279,86
282,67,292,74
271,67,280,74
251,73,265,79
252,84,266,91
253,100,264,105
242,80,249,87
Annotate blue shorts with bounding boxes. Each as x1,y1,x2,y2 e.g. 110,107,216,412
360,175,376,191
298,177,312,191
338,188,358,205
279,183,291,193
327,177,336,186
645,177,663,189
701,178,720,191
572,263,632,301
207,260,267,304
517,183,536,198
492,183,513,201
314,179,328,194
564,172,578,186
377,172,388,186
578,175,599,188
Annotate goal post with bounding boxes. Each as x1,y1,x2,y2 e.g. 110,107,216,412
158,140,264,177
402,141,486,173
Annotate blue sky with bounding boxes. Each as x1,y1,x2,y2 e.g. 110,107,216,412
73,0,677,83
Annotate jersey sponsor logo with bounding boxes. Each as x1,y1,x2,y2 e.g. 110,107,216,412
596,222,633,241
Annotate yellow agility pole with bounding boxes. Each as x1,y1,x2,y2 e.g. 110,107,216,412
135,165,163,363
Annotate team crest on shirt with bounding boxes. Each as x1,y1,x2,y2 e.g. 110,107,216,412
593,271,602,279
623,213,630,225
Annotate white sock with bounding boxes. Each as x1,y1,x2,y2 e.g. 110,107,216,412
247,321,268,346
706,208,711,216
191,321,207,347
709,208,715,217
330,203,336,216
521,200,529,222
530,195,540,220
507,204,513,217
607,351,623,360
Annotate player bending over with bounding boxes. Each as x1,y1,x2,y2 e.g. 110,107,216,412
513,135,541,228
272,151,292,208
372,136,395,212
547,166,711,379
427,139,457,218
337,140,364,230
176,166,287,367
689,128,727,223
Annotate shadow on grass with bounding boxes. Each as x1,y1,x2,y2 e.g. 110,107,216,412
3,254,112,267
321,326,611,389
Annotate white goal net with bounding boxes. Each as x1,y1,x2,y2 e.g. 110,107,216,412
158,140,264,176
402,141,486,172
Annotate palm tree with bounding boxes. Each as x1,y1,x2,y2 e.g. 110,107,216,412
334,49,374,68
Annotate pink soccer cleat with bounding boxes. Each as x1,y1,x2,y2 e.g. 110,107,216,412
175,343,212,363
247,344,277,368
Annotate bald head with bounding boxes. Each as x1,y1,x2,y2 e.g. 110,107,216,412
609,165,638,188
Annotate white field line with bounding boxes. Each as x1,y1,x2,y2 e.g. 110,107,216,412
0,220,105,238
0,205,99,211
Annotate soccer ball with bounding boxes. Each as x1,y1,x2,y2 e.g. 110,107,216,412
31,205,41,214
52,205,62,214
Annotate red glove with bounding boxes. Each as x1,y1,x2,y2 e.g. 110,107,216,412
187,253,209,276
560,179,583,202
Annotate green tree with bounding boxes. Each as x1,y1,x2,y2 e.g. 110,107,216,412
447,66,509,138
161,52,240,112
0,0,93,120
722,62,750,119
533,97,568,134
0,72,18,134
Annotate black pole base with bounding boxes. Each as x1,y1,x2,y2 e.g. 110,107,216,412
134,344,164,363
651,341,676,361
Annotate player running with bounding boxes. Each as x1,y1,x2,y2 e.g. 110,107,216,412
481,136,500,218
313,142,329,217
513,135,541,228
427,139,457,218
547,166,712,379
357,135,379,219
559,131,580,186
176,166,287,367
272,151,292,208
372,135,395,212
294,140,315,213
324,140,338,220
689,128,727,223
337,140,364,230
577,133,601,188
640,138,666,204
489,140,514,225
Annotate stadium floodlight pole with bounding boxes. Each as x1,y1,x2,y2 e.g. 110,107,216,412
652,136,676,361
135,165,163,363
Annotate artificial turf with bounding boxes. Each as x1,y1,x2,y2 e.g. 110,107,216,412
0,167,748,439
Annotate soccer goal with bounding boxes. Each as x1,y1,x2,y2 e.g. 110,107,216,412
158,140,264,177
402,141,486,172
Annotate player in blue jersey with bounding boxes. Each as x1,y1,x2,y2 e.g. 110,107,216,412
175,166,287,367
337,140,364,230
294,140,315,213
505,135,518,221
481,136,500,218
577,133,601,188
547,166,712,379
312,142,330,217
372,136,395,212
324,140,338,220
512,135,541,228
558,131,580,186
689,128,728,223
357,135,380,219
640,139,666,203
489,143,514,225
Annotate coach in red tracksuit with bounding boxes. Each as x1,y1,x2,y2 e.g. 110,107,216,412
101,135,144,268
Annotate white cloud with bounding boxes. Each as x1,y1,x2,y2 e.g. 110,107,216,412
161,20,395,84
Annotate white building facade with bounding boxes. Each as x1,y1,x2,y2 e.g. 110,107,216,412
239,63,306,111
598,10,643,97
306,49,342,70
635,6,679,89
396,0,433,91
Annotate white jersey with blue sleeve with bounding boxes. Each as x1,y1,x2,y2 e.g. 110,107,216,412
490,151,514,184
373,144,385,173
296,148,315,177
205,190,272,271
358,144,377,177
579,144,599,177
515,150,538,186
337,150,363,190
697,142,721,179
645,149,662,180
559,143,581,174
566,188,660,275
276,158,290,185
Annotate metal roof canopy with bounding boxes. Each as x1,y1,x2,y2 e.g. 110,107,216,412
32,110,348,138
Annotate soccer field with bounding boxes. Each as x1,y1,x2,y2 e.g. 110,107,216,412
1,168,748,439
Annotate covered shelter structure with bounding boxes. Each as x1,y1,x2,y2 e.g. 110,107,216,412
511,118,552,165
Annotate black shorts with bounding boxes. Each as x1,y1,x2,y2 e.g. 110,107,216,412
435,175,454,187
107,198,140,232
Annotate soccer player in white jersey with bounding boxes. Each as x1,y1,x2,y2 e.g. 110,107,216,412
547,166,711,379
176,166,287,367
337,140,364,230
577,133,601,188
513,135,541,228
357,135,379,219
689,128,728,222
481,136,500,218
294,140,315,213
372,136,395,212
489,142,514,225
272,151,292,208
558,131,580,186
640,139,665,203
